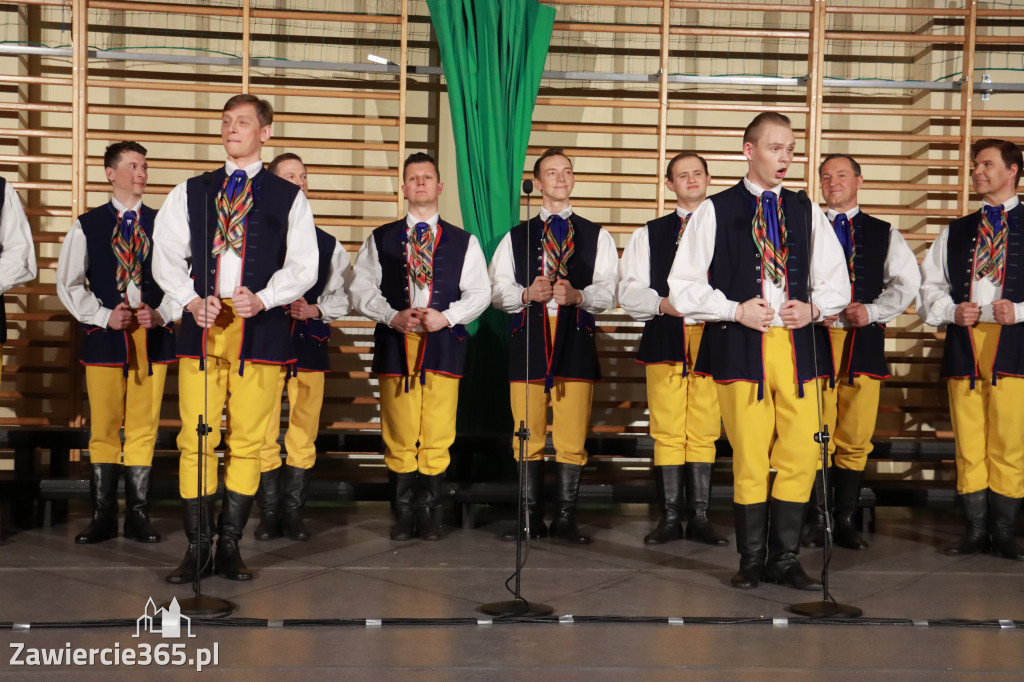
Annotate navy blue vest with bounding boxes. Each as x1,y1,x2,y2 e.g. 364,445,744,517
943,203,1024,384
292,227,337,373
180,167,300,369
0,177,6,344
636,212,687,366
694,182,833,397
76,201,175,372
370,219,470,379
835,211,891,381
507,214,602,385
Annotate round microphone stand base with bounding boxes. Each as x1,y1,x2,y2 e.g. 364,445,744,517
479,598,553,618
789,600,862,619
164,596,236,618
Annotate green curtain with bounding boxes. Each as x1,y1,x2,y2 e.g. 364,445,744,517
426,0,554,473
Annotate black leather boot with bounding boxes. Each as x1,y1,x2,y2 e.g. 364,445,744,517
389,470,418,541
987,492,1024,561
644,465,684,544
75,463,120,544
833,467,869,550
416,473,444,542
945,489,989,556
549,462,591,544
280,465,311,541
214,490,254,581
684,462,729,546
800,468,828,549
763,498,822,591
123,465,160,543
166,497,215,584
730,502,767,589
253,468,282,541
503,460,547,541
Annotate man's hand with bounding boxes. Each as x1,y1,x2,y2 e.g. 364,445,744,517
523,275,553,304
735,297,774,333
390,308,421,333
844,302,870,328
135,302,164,329
659,297,684,318
954,301,980,327
107,301,134,330
186,296,222,329
553,278,583,307
992,299,1016,326
779,300,817,330
416,307,451,332
233,286,265,319
822,314,840,325
289,297,321,321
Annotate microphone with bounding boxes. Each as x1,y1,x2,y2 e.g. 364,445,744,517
522,179,534,195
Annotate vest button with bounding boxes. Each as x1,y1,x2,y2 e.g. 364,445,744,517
210,269,216,275
756,278,762,284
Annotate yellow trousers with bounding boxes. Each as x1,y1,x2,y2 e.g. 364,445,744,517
645,324,721,466
509,316,593,466
85,325,168,466
947,323,1024,498
820,327,881,472
261,368,325,471
177,299,282,498
717,328,821,505
378,332,459,475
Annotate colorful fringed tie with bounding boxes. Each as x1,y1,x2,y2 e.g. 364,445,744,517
677,212,692,244
543,214,575,280
111,209,150,293
212,169,252,257
408,222,433,289
831,212,855,282
752,191,788,287
975,204,1007,286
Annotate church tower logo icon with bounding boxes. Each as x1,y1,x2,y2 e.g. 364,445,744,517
134,597,195,639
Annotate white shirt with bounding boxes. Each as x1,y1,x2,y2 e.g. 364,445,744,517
350,213,491,329
489,206,619,315
312,241,352,322
619,206,697,326
0,179,37,295
152,159,318,312
667,176,850,324
57,197,181,328
918,195,1023,326
825,206,920,327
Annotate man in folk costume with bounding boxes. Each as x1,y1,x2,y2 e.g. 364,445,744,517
256,153,351,542
153,95,318,582
57,141,175,545
490,148,619,544
619,152,728,546
919,138,1024,561
0,173,37,386
351,152,489,541
668,113,849,590
801,153,919,551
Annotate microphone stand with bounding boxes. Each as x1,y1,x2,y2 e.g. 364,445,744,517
480,179,552,618
789,190,861,619
163,175,234,618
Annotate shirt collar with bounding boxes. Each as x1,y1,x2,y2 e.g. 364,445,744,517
826,205,860,222
675,206,697,219
539,206,573,222
743,175,782,198
225,159,264,179
982,195,1020,213
406,213,440,231
111,196,142,216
